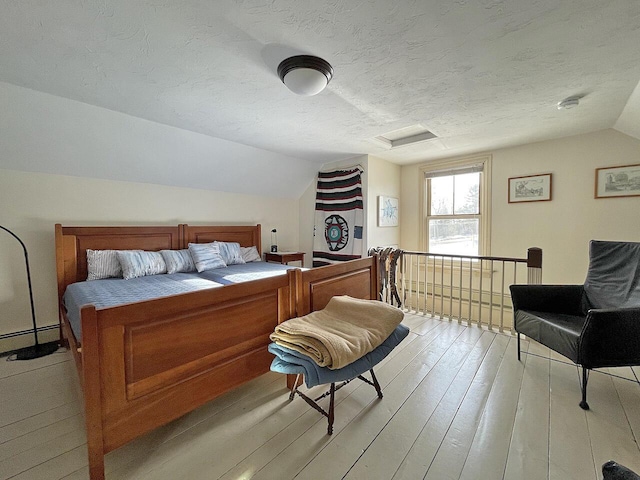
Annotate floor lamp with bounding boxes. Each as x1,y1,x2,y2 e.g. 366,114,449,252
1,225,58,360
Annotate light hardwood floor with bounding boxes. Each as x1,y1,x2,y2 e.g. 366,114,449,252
1,314,639,480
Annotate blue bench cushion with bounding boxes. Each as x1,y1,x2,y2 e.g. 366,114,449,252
269,324,409,388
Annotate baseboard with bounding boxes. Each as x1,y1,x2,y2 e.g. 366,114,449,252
0,325,60,355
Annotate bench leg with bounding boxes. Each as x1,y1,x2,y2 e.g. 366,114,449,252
579,366,590,410
288,374,301,401
290,369,383,436
517,332,521,362
370,369,383,399
328,383,335,435
287,373,303,392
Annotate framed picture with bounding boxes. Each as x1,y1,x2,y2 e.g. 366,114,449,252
595,163,640,199
508,173,552,203
378,196,399,226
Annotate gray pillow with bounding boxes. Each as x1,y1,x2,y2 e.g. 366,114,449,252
240,246,262,263
160,249,196,274
215,241,245,265
117,251,167,280
86,249,125,280
188,242,227,272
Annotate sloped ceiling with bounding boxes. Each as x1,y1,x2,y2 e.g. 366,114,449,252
615,80,640,141
1,0,639,170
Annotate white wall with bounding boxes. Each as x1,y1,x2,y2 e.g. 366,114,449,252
0,169,299,350
367,155,401,248
400,129,640,284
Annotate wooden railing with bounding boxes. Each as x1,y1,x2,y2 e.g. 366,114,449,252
372,247,542,333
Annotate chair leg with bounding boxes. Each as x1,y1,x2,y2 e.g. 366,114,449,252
579,367,590,410
517,332,521,362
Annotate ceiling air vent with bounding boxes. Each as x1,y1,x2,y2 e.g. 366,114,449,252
374,124,437,149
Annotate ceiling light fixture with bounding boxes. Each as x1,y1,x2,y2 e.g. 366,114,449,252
277,55,333,96
557,96,581,110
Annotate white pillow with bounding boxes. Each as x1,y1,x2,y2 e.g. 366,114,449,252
86,249,124,280
188,242,227,272
240,246,262,263
116,251,167,280
215,241,245,265
160,249,196,274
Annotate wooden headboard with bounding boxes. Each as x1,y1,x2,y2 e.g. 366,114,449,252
54,223,262,302
182,224,262,253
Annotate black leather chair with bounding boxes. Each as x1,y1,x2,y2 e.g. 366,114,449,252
510,240,640,410
602,461,640,480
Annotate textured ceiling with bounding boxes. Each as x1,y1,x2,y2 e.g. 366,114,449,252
1,0,640,166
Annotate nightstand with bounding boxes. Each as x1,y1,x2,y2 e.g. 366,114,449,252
265,251,305,265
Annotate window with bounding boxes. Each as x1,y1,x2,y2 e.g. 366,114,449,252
420,156,491,256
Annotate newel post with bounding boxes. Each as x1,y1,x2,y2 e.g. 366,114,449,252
526,247,543,284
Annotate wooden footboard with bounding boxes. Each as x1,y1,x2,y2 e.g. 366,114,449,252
295,256,380,316
81,272,294,479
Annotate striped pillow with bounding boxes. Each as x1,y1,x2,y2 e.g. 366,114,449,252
240,246,262,263
116,251,167,280
86,249,126,280
188,243,227,272
160,249,196,274
215,241,245,265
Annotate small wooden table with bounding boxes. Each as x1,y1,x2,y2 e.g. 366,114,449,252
265,251,305,265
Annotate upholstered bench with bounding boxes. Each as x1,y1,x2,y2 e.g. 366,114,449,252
269,324,409,434
268,295,408,434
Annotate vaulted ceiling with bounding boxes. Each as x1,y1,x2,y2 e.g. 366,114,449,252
2,0,640,166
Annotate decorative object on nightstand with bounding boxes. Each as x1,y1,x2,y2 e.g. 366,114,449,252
265,251,305,265
271,228,278,252
1,225,58,360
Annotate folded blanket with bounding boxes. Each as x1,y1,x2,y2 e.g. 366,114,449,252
270,295,404,369
269,324,410,387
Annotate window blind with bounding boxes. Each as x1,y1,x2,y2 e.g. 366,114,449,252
424,164,484,179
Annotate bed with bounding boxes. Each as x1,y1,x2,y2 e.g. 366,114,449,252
54,223,379,480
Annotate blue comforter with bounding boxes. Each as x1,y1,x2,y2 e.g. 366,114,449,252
63,263,298,340
269,324,410,388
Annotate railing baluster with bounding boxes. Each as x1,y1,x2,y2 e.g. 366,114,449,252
468,258,473,324
409,255,418,311
500,260,506,333
458,258,463,323
418,257,429,315
488,259,494,331
449,257,454,322
440,256,445,318
512,261,518,333
396,255,407,308
424,255,428,316
478,259,483,328
432,256,436,318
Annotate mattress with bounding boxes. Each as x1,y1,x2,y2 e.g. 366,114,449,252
63,262,299,341
198,261,297,285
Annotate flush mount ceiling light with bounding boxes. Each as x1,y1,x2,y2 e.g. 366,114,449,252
557,96,581,110
277,55,333,96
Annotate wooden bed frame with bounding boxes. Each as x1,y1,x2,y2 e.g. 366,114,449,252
54,223,379,480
